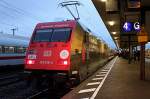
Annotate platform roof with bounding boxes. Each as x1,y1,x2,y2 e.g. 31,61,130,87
92,0,150,49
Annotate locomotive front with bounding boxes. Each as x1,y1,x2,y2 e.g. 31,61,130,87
25,21,76,71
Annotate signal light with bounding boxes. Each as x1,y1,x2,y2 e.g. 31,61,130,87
27,60,35,65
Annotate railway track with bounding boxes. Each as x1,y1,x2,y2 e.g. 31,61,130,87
0,74,71,99
0,58,113,98
27,88,49,99
0,70,29,87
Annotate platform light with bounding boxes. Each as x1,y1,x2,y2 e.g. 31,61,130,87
112,32,117,35
108,21,115,26
114,37,118,39
101,0,107,2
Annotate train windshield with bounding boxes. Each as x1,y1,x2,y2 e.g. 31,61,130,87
51,28,71,42
33,29,53,42
32,28,71,42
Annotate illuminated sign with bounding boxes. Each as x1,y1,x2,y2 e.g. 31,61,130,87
123,22,132,32
134,22,140,31
123,22,140,32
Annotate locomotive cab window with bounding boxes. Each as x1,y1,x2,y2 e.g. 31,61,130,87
51,28,71,42
32,28,71,42
33,29,53,42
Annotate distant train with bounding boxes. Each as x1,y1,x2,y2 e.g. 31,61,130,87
25,20,114,86
0,33,29,66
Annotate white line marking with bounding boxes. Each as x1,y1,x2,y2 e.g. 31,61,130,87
96,74,105,77
101,69,109,72
99,72,107,74
87,82,101,86
78,88,96,94
90,57,118,99
92,77,103,80
99,72,107,75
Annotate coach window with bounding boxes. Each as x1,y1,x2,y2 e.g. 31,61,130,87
17,47,24,53
4,46,14,53
9,47,14,53
4,46,9,53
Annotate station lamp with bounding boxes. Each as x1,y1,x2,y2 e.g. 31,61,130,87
114,37,118,40
100,0,107,2
108,21,115,26
112,32,117,35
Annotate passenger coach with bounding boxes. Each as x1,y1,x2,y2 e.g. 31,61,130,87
0,33,29,66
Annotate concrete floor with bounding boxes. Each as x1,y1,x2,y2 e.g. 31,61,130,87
62,57,150,99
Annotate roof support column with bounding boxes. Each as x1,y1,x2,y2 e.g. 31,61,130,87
140,43,145,80
139,3,146,80
128,35,131,64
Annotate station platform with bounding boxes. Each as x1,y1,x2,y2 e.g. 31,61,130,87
62,57,150,99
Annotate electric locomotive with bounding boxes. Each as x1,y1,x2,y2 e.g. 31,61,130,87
25,20,111,85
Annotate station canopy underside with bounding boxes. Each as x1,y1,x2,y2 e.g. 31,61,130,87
92,0,150,49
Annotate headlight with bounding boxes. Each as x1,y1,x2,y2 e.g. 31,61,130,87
60,50,69,59
27,60,35,64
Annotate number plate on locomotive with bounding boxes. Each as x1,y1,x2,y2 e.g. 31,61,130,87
28,55,36,59
39,60,53,64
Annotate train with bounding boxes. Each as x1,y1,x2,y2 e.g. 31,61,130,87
25,20,114,87
0,33,29,67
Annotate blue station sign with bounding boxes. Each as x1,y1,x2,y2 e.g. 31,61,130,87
123,22,132,32
123,22,140,32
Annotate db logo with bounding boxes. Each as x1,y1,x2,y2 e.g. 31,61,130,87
43,50,52,57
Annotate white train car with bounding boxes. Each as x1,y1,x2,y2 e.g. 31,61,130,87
0,33,29,66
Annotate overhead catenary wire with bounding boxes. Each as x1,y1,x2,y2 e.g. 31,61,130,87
0,8,32,30
0,22,16,27
0,1,44,37
0,8,18,19
57,0,62,4
0,0,42,22
0,5,34,30
59,1,81,20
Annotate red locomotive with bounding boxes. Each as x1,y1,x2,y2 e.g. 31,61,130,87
25,20,112,86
